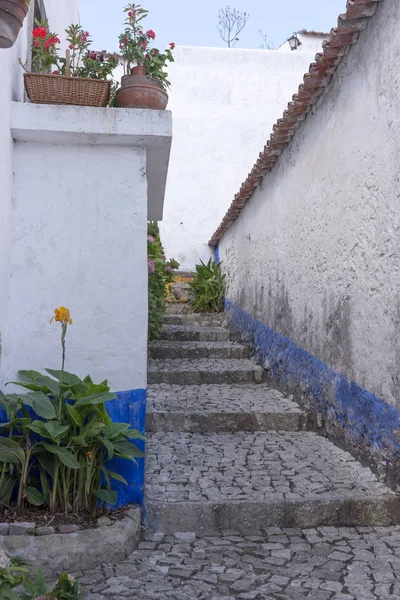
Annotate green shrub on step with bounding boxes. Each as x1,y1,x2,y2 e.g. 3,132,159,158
148,222,179,339
189,259,225,313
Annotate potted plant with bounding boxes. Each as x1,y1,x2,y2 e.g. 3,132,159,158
116,3,175,110
21,21,119,107
0,0,29,49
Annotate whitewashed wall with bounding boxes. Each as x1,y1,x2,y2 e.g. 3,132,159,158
160,46,317,271
218,0,400,406
0,0,79,383
4,140,147,392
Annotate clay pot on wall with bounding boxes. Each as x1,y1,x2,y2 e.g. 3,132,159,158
0,0,28,49
116,66,168,110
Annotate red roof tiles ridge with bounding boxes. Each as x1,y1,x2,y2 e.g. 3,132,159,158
298,29,331,37
208,0,382,248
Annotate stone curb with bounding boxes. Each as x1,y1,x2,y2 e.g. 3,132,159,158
1,507,141,579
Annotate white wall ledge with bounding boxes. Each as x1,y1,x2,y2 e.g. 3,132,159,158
11,102,172,220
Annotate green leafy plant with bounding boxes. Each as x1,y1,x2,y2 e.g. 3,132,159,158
0,307,145,515
148,223,179,339
119,3,175,89
189,259,226,313
0,550,82,600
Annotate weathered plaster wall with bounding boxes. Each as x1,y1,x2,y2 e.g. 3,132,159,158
0,0,80,382
3,140,147,392
219,0,400,408
160,45,316,271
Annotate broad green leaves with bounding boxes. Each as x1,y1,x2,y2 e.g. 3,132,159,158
0,366,143,513
189,259,225,313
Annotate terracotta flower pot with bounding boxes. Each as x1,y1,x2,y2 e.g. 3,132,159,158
0,0,28,49
116,66,168,110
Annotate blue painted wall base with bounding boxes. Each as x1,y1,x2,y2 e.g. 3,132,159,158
0,387,146,508
226,300,400,484
106,388,146,507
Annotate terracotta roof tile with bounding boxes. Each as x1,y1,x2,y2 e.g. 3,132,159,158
298,29,331,37
208,0,381,248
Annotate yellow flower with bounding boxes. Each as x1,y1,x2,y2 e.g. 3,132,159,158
87,451,93,460
51,306,73,325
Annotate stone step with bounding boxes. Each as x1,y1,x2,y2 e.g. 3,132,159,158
147,359,264,385
148,340,248,360
165,303,193,315
159,325,229,342
145,431,400,535
146,384,306,433
163,313,226,327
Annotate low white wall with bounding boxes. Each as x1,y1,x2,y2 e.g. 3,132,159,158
160,45,316,271
1,103,171,393
4,141,147,392
218,0,400,406
0,0,80,385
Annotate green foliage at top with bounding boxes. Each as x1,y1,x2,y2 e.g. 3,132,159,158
0,369,144,515
189,259,225,313
148,223,179,339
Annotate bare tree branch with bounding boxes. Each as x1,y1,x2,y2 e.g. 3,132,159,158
217,6,250,48
258,29,274,50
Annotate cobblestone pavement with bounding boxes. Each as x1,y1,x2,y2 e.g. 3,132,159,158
146,432,392,503
81,526,400,599
147,385,302,415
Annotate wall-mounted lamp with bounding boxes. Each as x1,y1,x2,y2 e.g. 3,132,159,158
288,32,302,51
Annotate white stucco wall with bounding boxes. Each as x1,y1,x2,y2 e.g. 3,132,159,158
4,141,147,392
0,103,171,393
218,0,400,406
0,0,79,380
159,46,316,271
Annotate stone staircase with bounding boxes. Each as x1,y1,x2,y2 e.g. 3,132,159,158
145,312,400,536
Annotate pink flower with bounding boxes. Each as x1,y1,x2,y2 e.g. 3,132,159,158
146,29,156,40
160,253,166,259
166,266,174,274
147,235,155,243
69,44,74,50
52,70,60,75
169,42,175,50
147,259,155,274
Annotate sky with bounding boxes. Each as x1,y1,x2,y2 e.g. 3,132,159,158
78,0,347,54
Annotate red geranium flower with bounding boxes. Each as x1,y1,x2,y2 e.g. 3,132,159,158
32,27,47,39
146,29,156,40
169,42,175,49
151,48,158,56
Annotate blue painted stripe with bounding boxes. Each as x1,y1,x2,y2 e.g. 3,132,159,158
226,300,400,461
214,243,221,265
106,388,146,507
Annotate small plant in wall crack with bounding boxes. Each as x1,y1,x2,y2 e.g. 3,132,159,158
189,259,226,313
0,307,145,516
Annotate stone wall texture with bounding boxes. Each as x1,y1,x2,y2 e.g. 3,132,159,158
218,0,400,407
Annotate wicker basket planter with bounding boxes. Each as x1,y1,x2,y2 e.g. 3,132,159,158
0,0,28,49
24,73,111,107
